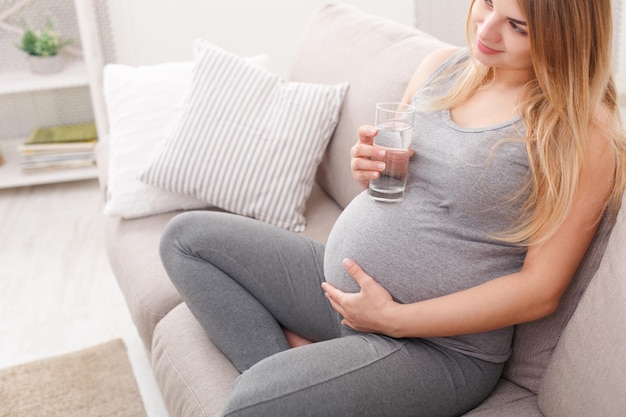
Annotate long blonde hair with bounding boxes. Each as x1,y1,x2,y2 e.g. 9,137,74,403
431,0,626,245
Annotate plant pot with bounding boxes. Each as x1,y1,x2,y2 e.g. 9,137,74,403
27,55,63,74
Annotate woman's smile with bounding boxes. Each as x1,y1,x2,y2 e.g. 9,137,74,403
476,39,500,55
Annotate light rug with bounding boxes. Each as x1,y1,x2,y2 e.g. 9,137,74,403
0,339,146,417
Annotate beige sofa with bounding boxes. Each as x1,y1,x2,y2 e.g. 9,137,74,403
97,4,626,416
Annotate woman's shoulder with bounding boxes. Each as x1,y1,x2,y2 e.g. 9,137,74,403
419,47,465,75
401,47,464,104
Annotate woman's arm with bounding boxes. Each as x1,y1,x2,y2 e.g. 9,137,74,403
323,120,617,338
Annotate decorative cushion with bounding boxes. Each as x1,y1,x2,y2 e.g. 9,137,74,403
139,40,348,232
537,198,625,416
501,209,616,394
102,54,269,219
102,61,206,218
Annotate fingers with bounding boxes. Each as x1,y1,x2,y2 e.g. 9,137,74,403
342,258,371,287
351,152,385,180
321,282,345,315
320,280,360,332
357,125,378,145
352,125,385,188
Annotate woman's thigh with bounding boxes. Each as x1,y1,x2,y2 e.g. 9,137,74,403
223,334,502,417
160,211,342,369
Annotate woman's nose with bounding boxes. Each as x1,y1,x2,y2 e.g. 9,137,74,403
477,13,501,42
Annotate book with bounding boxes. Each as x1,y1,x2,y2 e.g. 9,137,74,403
21,151,95,164
19,122,98,173
19,140,96,153
24,123,97,145
21,159,96,173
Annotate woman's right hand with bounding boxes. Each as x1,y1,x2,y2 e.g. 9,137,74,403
351,125,386,189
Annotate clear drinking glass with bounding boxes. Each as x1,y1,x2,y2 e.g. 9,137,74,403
368,102,415,203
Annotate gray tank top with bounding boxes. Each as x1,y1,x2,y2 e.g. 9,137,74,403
323,49,530,363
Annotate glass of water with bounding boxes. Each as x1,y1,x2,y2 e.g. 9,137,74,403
368,102,415,203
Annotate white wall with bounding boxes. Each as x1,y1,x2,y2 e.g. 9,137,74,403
106,1,414,77
618,8,626,96
106,0,626,93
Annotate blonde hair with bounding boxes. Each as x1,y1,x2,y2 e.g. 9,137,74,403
429,0,626,245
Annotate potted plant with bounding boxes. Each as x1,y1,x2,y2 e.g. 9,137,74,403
17,19,73,74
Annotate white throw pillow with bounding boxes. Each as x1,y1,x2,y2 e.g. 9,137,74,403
139,40,348,232
102,54,269,219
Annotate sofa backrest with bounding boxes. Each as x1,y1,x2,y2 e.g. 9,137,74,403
502,208,617,394
414,0,468,47
537,193,625,415
289,3,451,208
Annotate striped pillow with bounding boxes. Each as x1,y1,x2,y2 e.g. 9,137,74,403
139,40,348,231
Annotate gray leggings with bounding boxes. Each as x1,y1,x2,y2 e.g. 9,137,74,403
160,211,503,417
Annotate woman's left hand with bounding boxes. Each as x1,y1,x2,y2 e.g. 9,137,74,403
322,258,400,335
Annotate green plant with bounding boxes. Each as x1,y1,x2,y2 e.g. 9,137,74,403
17,20,72,57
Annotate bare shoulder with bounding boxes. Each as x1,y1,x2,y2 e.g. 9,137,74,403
401,47,462,103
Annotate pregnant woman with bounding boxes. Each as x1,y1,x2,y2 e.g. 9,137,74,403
159,0,626,415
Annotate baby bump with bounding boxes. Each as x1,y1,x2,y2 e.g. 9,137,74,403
322,194,422,301
323,191,527,305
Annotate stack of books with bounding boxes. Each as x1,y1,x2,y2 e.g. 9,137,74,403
19,123,97,173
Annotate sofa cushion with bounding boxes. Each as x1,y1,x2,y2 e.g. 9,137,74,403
140,40,348,232
104,211,184,351
289,3,451,208
538,197,625,416
151,303,239,417
463,379,541,416
501,209,616,394
298,183,343,244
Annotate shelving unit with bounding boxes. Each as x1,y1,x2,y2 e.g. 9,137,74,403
0,59,89,95
0,0,114,189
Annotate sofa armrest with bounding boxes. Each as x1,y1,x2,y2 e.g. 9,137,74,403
95,134,109,201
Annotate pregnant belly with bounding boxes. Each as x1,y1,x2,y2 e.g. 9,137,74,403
323,192,432,303
323,192,526,304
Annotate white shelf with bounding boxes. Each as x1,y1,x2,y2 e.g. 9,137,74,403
0,0,110,189
0,60,89,95
0,137,98,189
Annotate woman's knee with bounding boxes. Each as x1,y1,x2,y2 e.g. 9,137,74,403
160,211,227,257
160,211,200,263
159,211,229,283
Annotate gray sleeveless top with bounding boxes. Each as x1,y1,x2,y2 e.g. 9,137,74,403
323,49,530,363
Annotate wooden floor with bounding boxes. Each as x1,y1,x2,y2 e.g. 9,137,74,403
0,179,169,417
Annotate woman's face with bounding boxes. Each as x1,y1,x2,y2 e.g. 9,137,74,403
470,0,532,73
